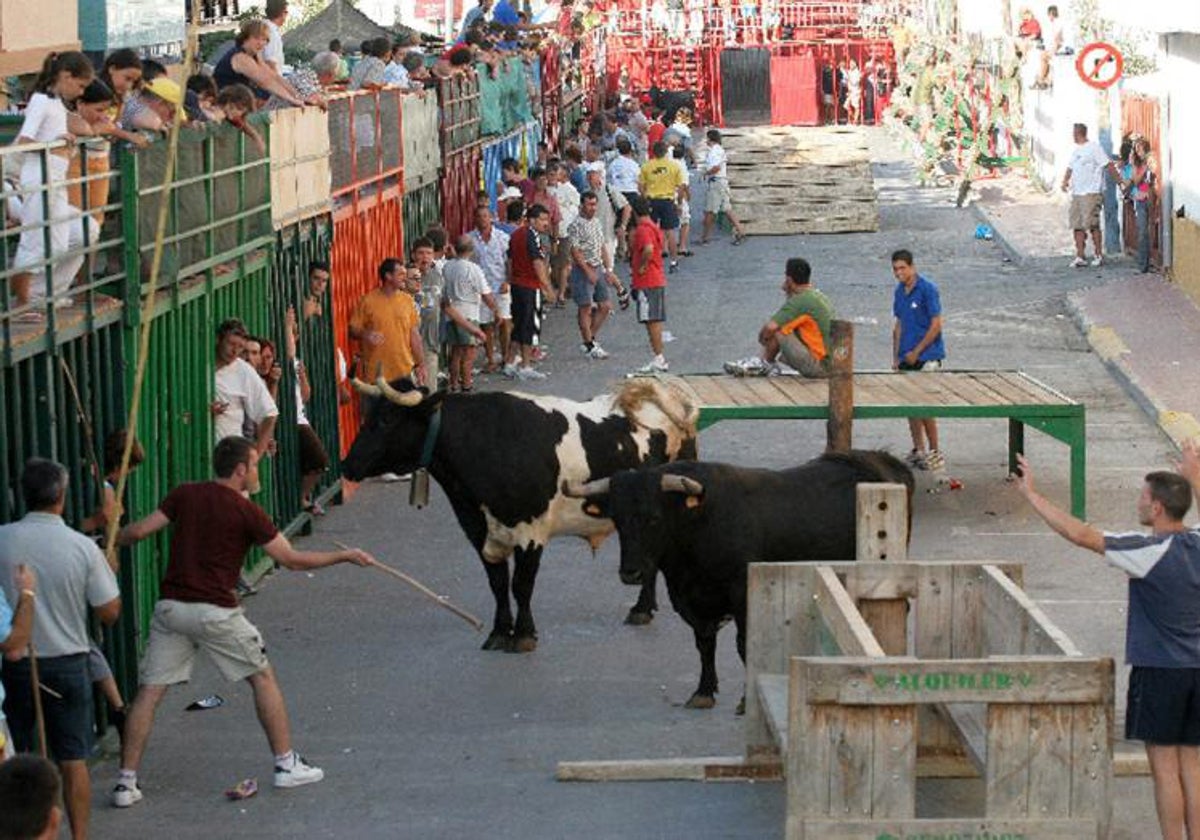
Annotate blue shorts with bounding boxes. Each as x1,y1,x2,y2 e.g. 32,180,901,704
2,653,94,761
570,265,612,308
1127,666,1200,744
649,198,680,231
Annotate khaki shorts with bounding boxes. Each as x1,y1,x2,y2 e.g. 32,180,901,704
779,333,829,378
140,599,270,685
1069,193,1102,231
705,179,733,214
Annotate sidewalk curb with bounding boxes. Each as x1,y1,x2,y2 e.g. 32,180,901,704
1064,290,1198,450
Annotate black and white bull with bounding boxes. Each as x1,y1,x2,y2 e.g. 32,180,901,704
341,377,698,652
566,450,914,709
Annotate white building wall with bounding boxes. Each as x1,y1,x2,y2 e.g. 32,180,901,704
1163,33,1200,217
1022,55,1105,188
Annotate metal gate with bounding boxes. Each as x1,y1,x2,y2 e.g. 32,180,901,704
1120,91,1161,269
720,48,771,126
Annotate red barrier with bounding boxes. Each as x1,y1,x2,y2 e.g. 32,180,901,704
770,48,819,125
330,196,404,454
440,145,483,239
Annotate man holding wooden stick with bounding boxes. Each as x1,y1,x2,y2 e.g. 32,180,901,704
1014,443,1200,840
110,436,375,808
0,459,122,840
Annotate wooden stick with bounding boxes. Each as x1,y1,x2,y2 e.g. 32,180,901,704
28,642,48,759
334,541,484,632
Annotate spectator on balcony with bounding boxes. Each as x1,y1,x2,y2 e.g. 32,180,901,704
433,44,476,79
459,0,493,42
263,0,289,75
349,37,391,91
310,51,343,88
185,73,222,122
98,49,151,148
216,84,266,153
10,51,94,317
118,77,186,137
328,39,351,81
382,43,412,87
213,19,308,108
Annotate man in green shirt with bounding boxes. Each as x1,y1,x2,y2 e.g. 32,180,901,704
724,257,835,377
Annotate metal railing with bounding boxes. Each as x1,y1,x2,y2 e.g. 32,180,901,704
328,88,405,214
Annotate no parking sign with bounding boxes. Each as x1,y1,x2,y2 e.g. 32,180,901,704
1075,41,1124,89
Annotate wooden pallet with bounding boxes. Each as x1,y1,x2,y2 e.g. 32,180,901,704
718,126,877,234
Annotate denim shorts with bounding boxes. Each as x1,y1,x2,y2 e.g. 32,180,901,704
2,653,94,761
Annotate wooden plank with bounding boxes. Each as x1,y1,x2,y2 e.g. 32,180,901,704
814,567,887,658
828,706,874,820
986,703,1032,817
855,484,909,563
1028,703,1074,818
870,705,917,819
555,755,781,781
966,371,1027,405
717,376,765,407
661,375,703,407
738,375,801,407
683,374,738,406
757,673,790,754
787,657,828,840
972,371,1040,405
998,370,1073,404
942,702,988,772
763,375,827,405
1070,702,1114,834
935,372,1010,407
798,657,1114,705
981,565,1080,656
951,564,985,658
802,817,1097,838
915,564,954,658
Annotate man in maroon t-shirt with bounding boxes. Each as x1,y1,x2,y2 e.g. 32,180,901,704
502,203,557,381
629,197,669,373
109,436,374,808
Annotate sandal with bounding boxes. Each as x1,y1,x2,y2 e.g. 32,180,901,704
679,249,694,257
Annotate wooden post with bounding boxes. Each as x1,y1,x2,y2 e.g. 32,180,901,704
855,484,909,656
826,320,853,453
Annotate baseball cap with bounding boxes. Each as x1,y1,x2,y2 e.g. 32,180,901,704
499,185,523,200
144,77,184,106
584,161,605,174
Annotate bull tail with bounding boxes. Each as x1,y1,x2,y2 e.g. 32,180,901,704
614,379,699,436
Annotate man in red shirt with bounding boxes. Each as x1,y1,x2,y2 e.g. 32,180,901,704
629,197,669,373
109,436,374,808
503,204,557,381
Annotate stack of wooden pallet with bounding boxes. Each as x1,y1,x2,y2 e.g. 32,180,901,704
720,126,878,235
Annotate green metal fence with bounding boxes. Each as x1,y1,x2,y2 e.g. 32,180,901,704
402,183,443,254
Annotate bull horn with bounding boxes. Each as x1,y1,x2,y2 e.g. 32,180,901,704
377,376,423,406
661,474,704,495
351,377,381,396
561,477,611,498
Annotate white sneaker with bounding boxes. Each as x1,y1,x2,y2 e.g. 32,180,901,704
274,754,325,789
516,366,548,380
638,357,669,373
1069,256,1087,268
588,343,610,360
1090,255,1104,267
112,782,143,808
502,363,519,378
661,330,675,343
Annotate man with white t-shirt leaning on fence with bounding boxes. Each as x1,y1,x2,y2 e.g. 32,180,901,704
212,318,278,458
1061,122,1123,268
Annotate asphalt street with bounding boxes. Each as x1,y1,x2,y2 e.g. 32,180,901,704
90,128,1166,838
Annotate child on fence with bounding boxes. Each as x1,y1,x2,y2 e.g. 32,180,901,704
10,52,94,317
216,85,266,154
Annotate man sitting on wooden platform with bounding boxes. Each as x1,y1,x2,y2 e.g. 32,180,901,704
724,257,834,378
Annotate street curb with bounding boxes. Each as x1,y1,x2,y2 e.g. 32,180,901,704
1064,290,1196,450
970,201,1025,265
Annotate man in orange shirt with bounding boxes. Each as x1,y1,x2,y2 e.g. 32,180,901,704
348,259,425,403
628,197,669,373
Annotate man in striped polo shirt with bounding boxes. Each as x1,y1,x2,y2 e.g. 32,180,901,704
1013,443,1200,840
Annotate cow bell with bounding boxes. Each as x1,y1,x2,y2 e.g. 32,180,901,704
409,468,431,508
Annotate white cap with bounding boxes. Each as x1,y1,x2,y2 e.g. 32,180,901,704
499,185,523,200
584,161,605,175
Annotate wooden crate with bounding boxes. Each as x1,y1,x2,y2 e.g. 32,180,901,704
270,105,332,230
745,553,1114,839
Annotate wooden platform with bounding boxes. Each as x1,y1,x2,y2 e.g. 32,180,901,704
1,294,124,364
719,126,878,235
659,370,1088,517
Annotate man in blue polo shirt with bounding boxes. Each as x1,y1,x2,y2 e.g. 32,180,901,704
1013,441,1200,840
891,248,946,471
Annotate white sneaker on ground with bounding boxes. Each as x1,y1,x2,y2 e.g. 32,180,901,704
924,449,946,471
905,449,927,470
1090,255,1104,267
588,343,610,360
1069,256,1087,268
723,357,767,376
661,330,675,343
638,356,669,373
274,754,324,788
502,363,519,378
516,366,548,380
112,782,143,808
